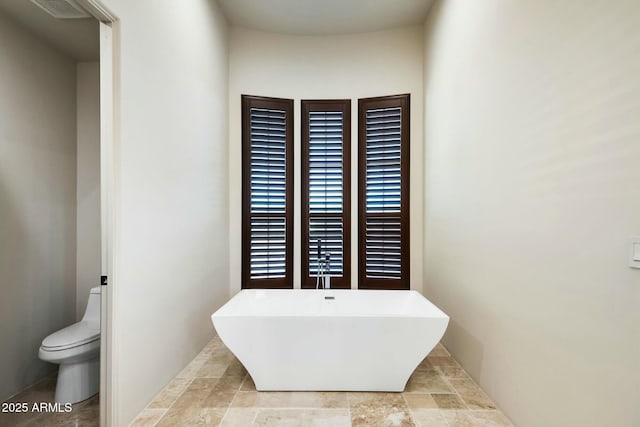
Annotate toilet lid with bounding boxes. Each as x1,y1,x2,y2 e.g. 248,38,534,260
41,321,100,350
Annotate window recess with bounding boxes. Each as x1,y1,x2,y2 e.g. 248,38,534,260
242,95,294,289
358,94,410,290
301,100,351,289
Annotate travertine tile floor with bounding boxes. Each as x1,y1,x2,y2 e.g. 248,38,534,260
130,337,514,427
0,372,99,427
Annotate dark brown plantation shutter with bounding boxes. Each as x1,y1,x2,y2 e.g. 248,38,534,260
301,100,351,288
358,94,410,290
242,95,293,288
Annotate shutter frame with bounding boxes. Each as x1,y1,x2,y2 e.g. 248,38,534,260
301,99,351,289
242,95,294,289
358,94,410,290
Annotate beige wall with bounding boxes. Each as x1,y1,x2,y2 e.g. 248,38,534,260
229,26,424,293
0,13,77,401
422,1,640,426
76,61,101,320
99,0,230,424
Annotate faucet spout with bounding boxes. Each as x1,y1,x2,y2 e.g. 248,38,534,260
323,253,331,290
316,240,323,289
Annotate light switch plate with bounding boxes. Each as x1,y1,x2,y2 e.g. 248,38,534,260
630,237,640,268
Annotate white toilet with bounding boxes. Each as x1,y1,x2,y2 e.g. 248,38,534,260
39,286,101,404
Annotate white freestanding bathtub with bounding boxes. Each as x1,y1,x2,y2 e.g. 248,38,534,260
211,289,449,392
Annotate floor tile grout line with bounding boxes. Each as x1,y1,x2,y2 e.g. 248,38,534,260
150,378,193,427
141,408,167,427
440,369,471,411
431,347,502,413
150,377,194,410
149,336,228,424
438,365,510,415
401,393,420,427
250,408,259,427
217,371,248,426
147,342,221,426
346,392,355,426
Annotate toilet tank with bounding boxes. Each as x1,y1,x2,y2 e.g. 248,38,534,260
82,287,101,327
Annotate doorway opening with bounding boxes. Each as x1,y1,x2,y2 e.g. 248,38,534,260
0,1,117,426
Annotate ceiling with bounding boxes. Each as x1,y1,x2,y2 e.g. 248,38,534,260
217,0,434,35
0,0,433,61
0,0,99,61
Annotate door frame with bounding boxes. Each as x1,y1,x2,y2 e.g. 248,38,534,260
75,1,119,426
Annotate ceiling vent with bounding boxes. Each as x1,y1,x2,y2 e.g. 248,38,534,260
30,0,91,19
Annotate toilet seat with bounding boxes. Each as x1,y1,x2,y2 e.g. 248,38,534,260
41,321,100,351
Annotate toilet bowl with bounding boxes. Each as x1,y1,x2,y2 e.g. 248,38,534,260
39,286,101,404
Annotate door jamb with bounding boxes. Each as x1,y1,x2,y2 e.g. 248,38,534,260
75,1,119,426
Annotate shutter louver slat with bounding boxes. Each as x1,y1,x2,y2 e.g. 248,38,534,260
365,217,401,279
364,105,404,281
249,106,289,280
250,217,286,278
308,110,344,276
365,106,402,214
309,111,344,215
